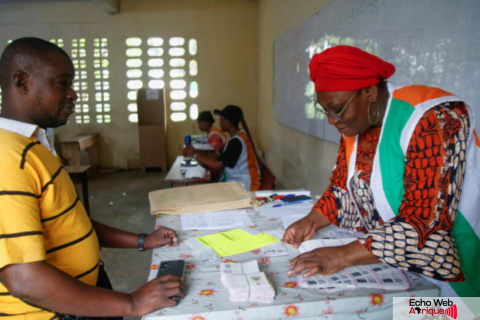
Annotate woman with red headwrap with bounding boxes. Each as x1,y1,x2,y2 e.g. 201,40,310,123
283,46,480,297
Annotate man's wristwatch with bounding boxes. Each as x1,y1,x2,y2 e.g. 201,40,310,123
138,233,148,251
193,153,197,159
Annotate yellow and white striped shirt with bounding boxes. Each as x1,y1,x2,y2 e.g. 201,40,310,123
0,118,100,320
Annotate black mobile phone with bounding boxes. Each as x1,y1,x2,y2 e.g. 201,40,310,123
156,260,185,302
281,195,312,203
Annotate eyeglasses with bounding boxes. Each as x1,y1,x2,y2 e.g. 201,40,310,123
314,91,357,122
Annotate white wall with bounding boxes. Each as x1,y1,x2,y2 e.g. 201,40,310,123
256,0,336,194
0,0,258,169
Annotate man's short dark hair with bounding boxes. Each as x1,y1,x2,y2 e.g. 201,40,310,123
0,37,70,90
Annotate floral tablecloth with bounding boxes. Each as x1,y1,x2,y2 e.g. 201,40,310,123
144,210,438,320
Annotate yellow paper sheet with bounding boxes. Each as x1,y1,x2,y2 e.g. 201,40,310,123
196,229,279,257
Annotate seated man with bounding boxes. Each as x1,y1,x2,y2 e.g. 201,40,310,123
197,110,228,153
0,37,185,319
183,105,261,191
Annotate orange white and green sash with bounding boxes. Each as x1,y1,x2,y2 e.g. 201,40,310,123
344,83,480,297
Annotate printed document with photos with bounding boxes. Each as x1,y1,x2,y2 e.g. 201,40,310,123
286,236,410,291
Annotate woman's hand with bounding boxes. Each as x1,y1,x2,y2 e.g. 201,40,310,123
286,240,381,278
286,246,348,278
144,226,178,249
283,210,331,248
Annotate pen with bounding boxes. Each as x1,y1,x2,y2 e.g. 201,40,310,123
273,202,299,208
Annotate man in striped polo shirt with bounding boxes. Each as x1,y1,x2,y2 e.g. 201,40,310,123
0,38,185,319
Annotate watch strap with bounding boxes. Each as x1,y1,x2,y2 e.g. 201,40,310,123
138,233,148,251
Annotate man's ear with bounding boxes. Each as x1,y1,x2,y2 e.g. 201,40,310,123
13,71,30,93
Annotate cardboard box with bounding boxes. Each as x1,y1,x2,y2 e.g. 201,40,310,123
137,88,168,172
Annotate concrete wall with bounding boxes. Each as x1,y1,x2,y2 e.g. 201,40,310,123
0,0,258,169
256,0,337,195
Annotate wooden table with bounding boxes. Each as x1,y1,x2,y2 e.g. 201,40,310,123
60,133,99,166
165,156,211,188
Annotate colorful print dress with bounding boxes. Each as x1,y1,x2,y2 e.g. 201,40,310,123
313,102,470,282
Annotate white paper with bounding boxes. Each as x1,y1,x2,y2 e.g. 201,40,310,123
183,166,206,178
261,241,288,256
181,210,254,231
191,247,221,265
145,89,159,100
255,202,313,219
183,237,206,251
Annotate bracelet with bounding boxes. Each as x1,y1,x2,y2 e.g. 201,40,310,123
138,233,148,251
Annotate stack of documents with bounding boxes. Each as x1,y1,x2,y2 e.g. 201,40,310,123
149,182,259,214
286,238,410,291
220,260,260,286
181,210,254,231
220,260,275,303
225,272,276,303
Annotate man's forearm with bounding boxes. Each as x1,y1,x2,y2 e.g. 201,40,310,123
2,261,136,317
91,219,138,249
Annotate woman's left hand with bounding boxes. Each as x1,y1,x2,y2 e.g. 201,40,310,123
144,226,178,249
287,246,349,278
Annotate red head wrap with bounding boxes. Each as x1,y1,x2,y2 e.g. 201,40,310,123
309,45,395,92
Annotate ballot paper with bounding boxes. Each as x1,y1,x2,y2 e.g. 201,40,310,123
220,260,275,303
261,241,289,256
225,272,276,303
255,202,313,219
286,239,410,291
181,210,254,231
220,260,260,286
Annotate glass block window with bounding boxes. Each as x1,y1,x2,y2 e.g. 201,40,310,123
125,37,143,122
93,38,111,123
124,37,198,123
50,38,65,48
72,38,89,124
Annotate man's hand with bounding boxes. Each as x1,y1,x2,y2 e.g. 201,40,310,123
131,274,186,316
286,246,348,278
144,226,178,249
182,145,196,158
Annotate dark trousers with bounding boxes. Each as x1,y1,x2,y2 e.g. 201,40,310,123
63,263,123,320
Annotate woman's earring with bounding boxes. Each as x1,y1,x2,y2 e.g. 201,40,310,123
367,101,380,125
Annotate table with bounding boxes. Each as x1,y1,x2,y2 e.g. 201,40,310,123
66,165,91,216
60,133,99,166
165,156,211,188
144,210,438,320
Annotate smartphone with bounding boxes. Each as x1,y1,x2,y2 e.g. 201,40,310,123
156,260,185,302
280,195,312,203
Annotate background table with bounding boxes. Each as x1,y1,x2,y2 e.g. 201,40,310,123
144,210,438,320
165,156,211,188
